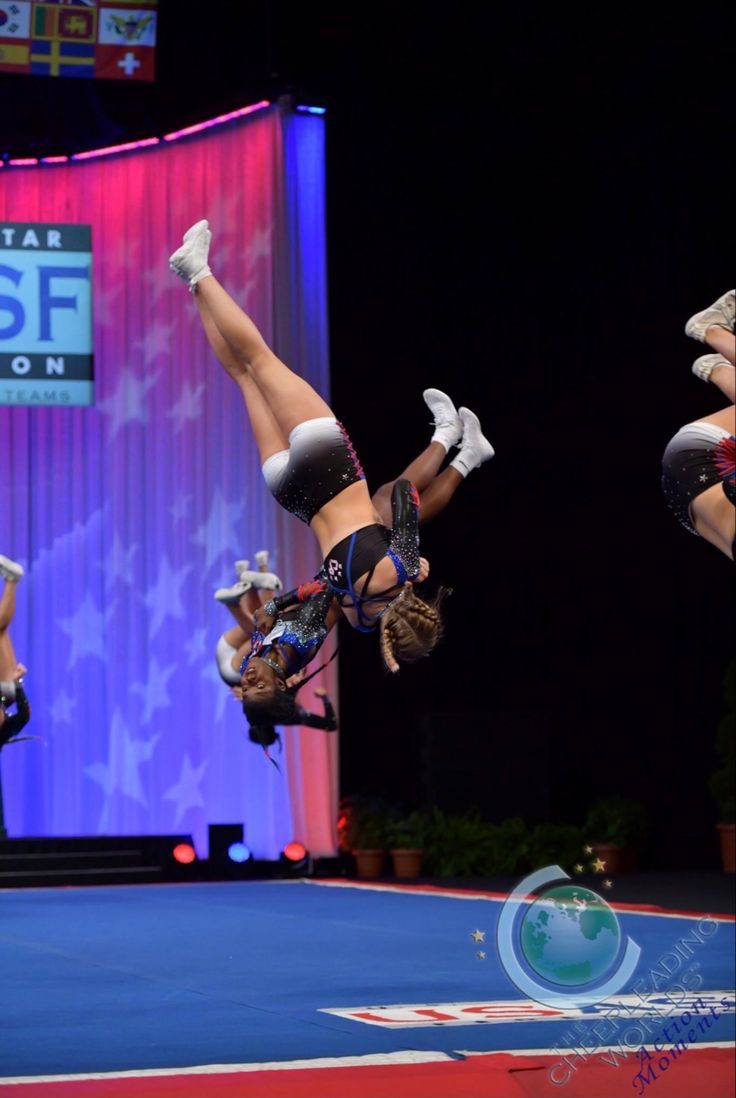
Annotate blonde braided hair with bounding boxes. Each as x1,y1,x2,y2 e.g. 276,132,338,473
379,587,449,672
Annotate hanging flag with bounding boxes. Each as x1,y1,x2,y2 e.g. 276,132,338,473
32,2,56,35
30,35,94,75
57,4,96,41
0,39,29,70
97,5,155,46
0,1,31,38
0,0,156,79
94,40,151,80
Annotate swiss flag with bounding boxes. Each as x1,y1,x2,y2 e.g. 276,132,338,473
95,42,154,80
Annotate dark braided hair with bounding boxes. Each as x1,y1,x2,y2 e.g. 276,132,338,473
243,652,338,766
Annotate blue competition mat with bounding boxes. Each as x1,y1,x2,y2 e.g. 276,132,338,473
0,879,733,1077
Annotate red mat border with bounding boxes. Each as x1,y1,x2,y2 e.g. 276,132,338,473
307,878,736,920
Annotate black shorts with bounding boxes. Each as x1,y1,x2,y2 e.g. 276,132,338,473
662,421,736,535
261,417,365,525
325,524,389,587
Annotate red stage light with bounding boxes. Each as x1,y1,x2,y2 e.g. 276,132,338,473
283,841,307,862
172,843,196,864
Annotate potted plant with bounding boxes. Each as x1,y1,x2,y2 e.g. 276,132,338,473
420,808,527,878
340,796,391,878
387,810,429,878
710,660,735,872
584,795,646,873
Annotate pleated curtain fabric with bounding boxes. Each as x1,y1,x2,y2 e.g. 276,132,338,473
0,105,338,858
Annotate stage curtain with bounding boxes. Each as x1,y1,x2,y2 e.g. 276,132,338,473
0,105,338,858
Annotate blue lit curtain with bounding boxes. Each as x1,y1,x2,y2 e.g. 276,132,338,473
0,105,338,858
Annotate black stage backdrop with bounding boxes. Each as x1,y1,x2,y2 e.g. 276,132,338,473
3,7,733,868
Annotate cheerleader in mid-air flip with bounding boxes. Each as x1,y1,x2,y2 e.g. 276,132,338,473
662,290,735,560
170,218,495,739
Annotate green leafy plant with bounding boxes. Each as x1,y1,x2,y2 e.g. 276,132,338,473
342,795,392,850
584,795,646,847
710,659,736,824
421,808,527,877
386,810,430,850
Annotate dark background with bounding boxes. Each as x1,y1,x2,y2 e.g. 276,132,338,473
3,4,733,868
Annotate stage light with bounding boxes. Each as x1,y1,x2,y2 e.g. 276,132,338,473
227,842,252,864
279,840,311,876
295,105,327,115
172,842,196,865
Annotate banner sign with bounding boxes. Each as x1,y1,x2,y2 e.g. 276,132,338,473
0,221,94,406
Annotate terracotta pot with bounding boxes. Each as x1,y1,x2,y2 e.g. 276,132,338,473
353,849,385,878
716,824,735,873
590,843,623,874
390,849,423,879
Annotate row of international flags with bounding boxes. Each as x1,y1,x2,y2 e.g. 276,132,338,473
0,0,158,81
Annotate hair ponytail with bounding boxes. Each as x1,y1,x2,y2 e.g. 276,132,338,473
379,587,450,671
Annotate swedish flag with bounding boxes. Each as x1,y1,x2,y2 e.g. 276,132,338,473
30,39,94,78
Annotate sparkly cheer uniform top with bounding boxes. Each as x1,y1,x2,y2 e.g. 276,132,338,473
324,479,422,632
241,573,334,679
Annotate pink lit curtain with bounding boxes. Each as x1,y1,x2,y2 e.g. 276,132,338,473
0,105,338,858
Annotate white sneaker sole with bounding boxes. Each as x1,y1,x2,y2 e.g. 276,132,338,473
458,407,495,464
692,354,734,383
238,570,282,591
214,580,253,604
0,554,24,582
685,290,735,341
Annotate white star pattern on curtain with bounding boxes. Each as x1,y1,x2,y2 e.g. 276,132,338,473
84,711,160,833
0,107,338,859
164,754,208,829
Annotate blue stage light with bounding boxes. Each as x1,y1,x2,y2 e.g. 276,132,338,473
295,105,326,115
227,842,251,864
